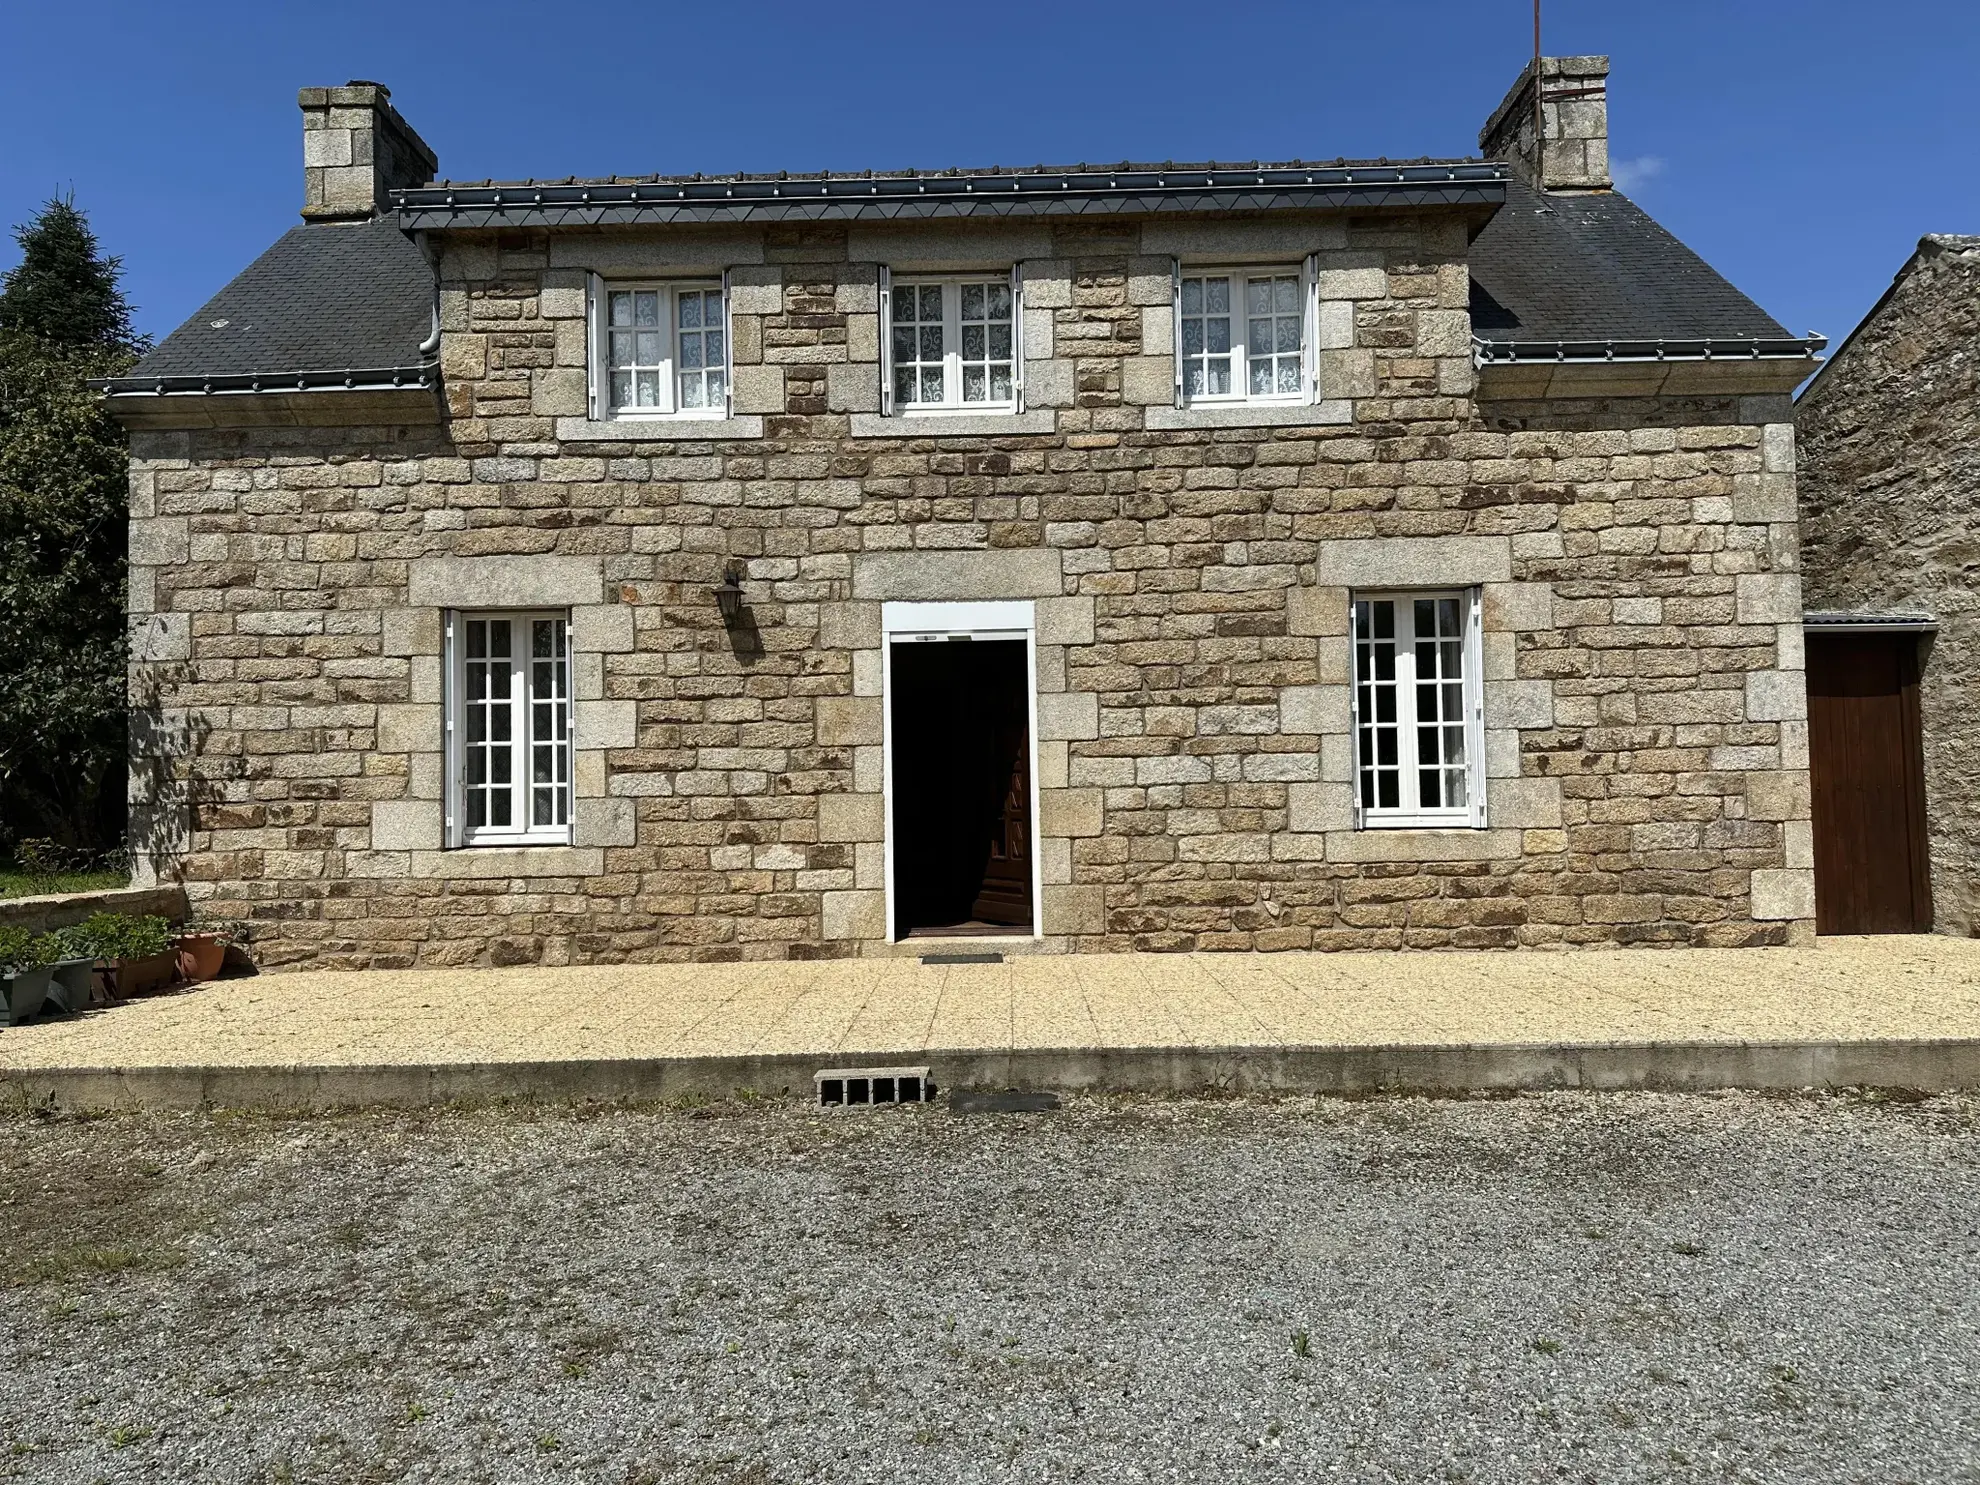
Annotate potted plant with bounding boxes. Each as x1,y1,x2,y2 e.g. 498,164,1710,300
0,926,52,1026
41,928,98,1015
66,912,179,1001
173,922,229,984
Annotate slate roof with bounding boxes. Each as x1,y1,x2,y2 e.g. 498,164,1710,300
110,216,434,389
105,173,1813,395
1469,180,1795,346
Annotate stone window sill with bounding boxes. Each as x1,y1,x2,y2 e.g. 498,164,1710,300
1144,400,1353,431
850,410,1056,439
555,415,764,442
428,845,603,878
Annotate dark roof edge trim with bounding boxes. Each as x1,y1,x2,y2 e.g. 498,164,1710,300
1474,335,1827,366
393,163,1509,228
91,364,440,398
1803,611,1937,633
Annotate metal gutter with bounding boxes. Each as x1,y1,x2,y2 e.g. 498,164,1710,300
90,364,439,399
1474,334,1827,367
392,161,1509,229
1803,611,1937,634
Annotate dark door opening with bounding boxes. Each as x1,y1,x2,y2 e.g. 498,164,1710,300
889,637,1034,938
1807,632,1933,934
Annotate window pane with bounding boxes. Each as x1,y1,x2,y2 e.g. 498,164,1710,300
962,365,986,402
633,292,659,327
610,370,632,408
1181,278,1203,315
527,617,572,832
678,294,702,329
1205,278,1229,313
961,283,985,318
990,365,1012,402
609,292,632,326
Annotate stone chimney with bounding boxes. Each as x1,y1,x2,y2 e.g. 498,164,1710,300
299,81,439,222
1479,55,1611,193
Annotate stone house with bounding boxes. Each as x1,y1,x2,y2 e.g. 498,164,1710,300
99,57,1826,969
1796,236,1980,935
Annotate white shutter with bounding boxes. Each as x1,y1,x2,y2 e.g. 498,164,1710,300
586,272,606,420
442,609,463,848
1467,587,1488,829
1171,258,1184,408
1010,263,1025,412
721,268,734,419
1301,252,1320,405
877,265,893,417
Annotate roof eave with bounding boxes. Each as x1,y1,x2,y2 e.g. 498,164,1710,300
91,366,443,430
1473,336,1825,400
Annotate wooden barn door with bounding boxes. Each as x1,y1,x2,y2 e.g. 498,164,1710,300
1806,632,1932,933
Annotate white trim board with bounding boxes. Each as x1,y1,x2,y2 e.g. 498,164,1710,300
880,599,1043,942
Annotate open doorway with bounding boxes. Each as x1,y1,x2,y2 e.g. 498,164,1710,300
887,634,1035,938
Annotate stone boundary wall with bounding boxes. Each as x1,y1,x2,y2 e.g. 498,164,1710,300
0,885,189,936
128,211,1813,968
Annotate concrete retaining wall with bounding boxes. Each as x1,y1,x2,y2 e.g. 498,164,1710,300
6,1036,1975,1113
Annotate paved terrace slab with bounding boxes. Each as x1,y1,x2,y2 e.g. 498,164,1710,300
5,937,1980,1109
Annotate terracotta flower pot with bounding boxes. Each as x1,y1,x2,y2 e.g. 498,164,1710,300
175,933,227,984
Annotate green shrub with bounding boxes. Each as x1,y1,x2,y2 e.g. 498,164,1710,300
0,925,35,970
58,911,172,961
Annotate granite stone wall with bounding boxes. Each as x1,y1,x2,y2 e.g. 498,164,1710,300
1797,235,1980,934
127,211,1813,967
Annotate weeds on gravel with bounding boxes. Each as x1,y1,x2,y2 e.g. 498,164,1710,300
1531,1337,1562,1356
12,1245,177,1286
1290,1330,1311,1358
106,1424,151,1448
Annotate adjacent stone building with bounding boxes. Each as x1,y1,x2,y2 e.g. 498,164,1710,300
100,59,1826,968
1797,236,1980,933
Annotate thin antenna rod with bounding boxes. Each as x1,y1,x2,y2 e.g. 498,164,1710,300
1532,0,1544,173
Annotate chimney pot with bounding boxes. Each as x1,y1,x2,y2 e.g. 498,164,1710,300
299,81,438,223
1479,54,1611,194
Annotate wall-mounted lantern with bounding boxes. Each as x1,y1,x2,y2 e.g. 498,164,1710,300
713,562,746,625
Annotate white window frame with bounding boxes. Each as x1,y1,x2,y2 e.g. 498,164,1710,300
443,609,575,848
1349,588,1487,830
588,274,731,421
1172,259,1319,408
879,270,1022,415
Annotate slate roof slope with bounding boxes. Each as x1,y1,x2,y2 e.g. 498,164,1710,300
110,175,1809,388
1469,180,1794,346
114,216,434,386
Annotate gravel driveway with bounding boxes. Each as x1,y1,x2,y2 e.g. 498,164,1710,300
2,1091,1976,1483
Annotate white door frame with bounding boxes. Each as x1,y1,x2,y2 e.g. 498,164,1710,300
880,600,1043,941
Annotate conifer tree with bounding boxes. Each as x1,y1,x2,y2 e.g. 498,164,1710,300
0,195,148,855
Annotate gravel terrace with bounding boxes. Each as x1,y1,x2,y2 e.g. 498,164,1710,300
2,1091,1976,1484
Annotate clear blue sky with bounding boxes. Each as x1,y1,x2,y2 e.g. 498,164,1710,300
3,1,1975,354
